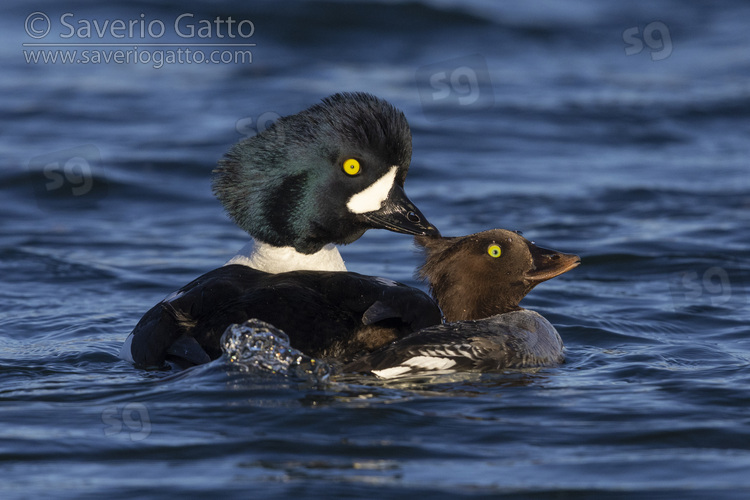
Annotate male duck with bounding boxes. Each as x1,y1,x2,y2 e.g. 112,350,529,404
121,93,442,369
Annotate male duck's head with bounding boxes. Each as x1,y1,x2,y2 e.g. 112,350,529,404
213,92,439,254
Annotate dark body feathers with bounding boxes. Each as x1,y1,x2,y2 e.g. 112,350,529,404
128,265,442,369
344,310,564,376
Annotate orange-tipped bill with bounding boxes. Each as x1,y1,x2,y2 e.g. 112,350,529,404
525,244,581,282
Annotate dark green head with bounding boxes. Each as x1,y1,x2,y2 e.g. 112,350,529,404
213,92,439,254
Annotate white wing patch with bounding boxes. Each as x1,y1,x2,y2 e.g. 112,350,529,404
374,276,399,287
346,166,398,214
404,356,457,370
371,365,412,379
372,355,457,379
119,333,134,363
163,290,185,303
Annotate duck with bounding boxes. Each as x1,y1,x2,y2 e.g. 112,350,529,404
121,92,442,369
344,229,580,378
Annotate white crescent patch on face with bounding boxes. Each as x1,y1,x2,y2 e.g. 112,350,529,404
346,166,398,214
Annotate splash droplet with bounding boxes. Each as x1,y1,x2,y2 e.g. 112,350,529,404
220,319,331,382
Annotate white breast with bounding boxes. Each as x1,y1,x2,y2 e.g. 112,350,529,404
225,240,347,273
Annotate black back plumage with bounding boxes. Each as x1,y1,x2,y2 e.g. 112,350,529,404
127,265,442,369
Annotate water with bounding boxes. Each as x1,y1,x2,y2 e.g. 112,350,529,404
2,0,749,497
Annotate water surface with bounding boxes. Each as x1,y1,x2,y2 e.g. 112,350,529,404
2,1,749,498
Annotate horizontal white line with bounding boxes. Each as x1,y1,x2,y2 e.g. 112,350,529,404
22,43,256,47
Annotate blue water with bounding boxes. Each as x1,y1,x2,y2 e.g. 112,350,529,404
2,0,750,498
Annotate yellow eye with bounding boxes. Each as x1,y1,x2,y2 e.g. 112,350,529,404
488,244,502,258
342,158,361,176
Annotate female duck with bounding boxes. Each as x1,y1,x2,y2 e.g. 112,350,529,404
345,229,580,378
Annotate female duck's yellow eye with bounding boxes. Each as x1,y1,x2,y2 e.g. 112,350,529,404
342,158,361,176
488,244,502,258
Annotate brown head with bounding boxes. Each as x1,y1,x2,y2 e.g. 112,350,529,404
416,229,580,322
